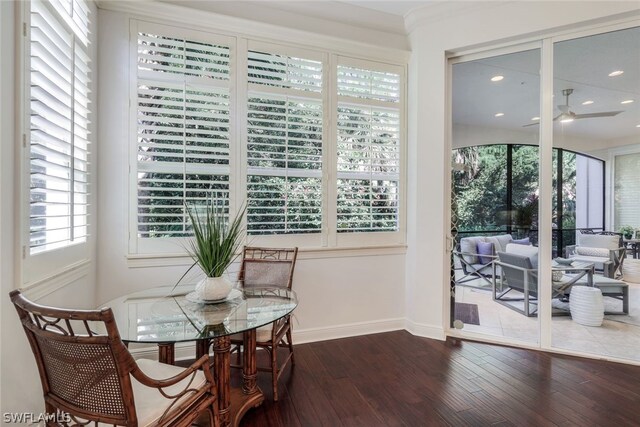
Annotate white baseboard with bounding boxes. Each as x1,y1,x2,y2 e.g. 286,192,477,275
404,319,446,341
292,318,405,344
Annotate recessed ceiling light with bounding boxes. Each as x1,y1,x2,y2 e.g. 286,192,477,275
609,70,624,77
581,100,594,105
491,75,504,82
621,99,635,104
494,112,504,117
531,117,540,121
636,124,640,128
560,118,574,123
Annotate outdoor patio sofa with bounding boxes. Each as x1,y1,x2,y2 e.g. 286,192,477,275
454,234,529,287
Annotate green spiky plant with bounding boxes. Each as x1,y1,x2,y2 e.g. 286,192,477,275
185,199,246,278
170,197,246,297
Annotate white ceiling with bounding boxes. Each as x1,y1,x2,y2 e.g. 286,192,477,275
339,1,434,16
453,26,640,145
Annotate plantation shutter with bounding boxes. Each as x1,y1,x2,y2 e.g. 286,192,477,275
29,0,91,254
246,46,323,235
136,23,232,239
336,63,401,232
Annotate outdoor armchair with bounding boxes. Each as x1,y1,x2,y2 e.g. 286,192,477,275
566,231,625,279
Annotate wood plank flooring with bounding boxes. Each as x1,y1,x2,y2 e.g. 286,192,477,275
233,330,640,426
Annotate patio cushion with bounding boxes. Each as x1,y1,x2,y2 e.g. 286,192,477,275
577,233,620,250
512,237,530,245
485,235,513,253
576,247,609,257
505,243,538,269
461,234,514,265
477,241,494,264
460,237,482,264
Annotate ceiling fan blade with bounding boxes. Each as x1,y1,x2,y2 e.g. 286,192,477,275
523,114,562,127
574,111,623,119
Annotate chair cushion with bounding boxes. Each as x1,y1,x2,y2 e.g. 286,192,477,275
460,237,482,264
577,233,620,250
132,358,208,427
490,234,514,252
505,243,539,269
512,237,530,245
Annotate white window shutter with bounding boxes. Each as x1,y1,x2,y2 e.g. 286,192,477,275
336,65,401,232
136,28,231,238
29,0,91,254
246,50,323,235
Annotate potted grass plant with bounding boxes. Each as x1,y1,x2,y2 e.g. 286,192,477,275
185,198,246,301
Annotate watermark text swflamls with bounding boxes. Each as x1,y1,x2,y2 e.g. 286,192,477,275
3,412,72,424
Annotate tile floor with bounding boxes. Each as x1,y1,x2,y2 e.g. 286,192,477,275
454,274,640,363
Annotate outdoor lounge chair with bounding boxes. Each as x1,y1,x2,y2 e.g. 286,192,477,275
494,252,570,317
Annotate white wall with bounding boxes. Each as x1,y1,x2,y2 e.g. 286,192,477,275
405,1,640,338
0,1,98,419
96,8,406,345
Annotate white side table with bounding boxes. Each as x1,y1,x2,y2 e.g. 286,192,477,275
570,286,604,326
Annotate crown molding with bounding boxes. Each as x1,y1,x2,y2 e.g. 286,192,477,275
97,0,410,63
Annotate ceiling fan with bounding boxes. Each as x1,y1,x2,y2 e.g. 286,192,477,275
523,88,623,127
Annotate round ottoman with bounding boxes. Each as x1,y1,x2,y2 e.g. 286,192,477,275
570,286,604,327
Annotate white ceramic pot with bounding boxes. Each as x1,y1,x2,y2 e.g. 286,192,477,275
195,276,232,301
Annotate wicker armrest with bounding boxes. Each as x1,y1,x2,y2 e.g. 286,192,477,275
131,355,214,390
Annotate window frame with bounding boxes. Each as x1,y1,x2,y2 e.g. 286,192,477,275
128,20,239,255
18,0,96,287
127,20,407,257
333,55,407,248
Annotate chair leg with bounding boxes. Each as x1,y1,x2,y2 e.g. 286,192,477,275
235,344,242,365
271,348,279,401
286,327,295,366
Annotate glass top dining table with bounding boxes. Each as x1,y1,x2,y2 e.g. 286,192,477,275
102,284,297,426
103,284,298,344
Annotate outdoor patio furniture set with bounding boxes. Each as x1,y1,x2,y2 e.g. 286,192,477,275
454,231,629,320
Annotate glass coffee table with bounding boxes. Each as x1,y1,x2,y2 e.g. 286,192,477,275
102,285,297,426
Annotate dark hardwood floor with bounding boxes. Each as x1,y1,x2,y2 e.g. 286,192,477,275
232,330,640,426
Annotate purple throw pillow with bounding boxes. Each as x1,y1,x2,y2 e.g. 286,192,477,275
512,237,530,245
476,241,494,264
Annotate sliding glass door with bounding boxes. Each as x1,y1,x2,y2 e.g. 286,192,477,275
449,22,640,362
450,47,541,344
550,26,640,362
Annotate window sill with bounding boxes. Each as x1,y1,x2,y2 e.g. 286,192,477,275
126,244,408,268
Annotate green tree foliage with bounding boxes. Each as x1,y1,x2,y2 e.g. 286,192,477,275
452,144,577,234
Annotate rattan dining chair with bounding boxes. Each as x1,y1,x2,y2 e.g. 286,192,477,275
231,246,298,401
10,290,219,427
